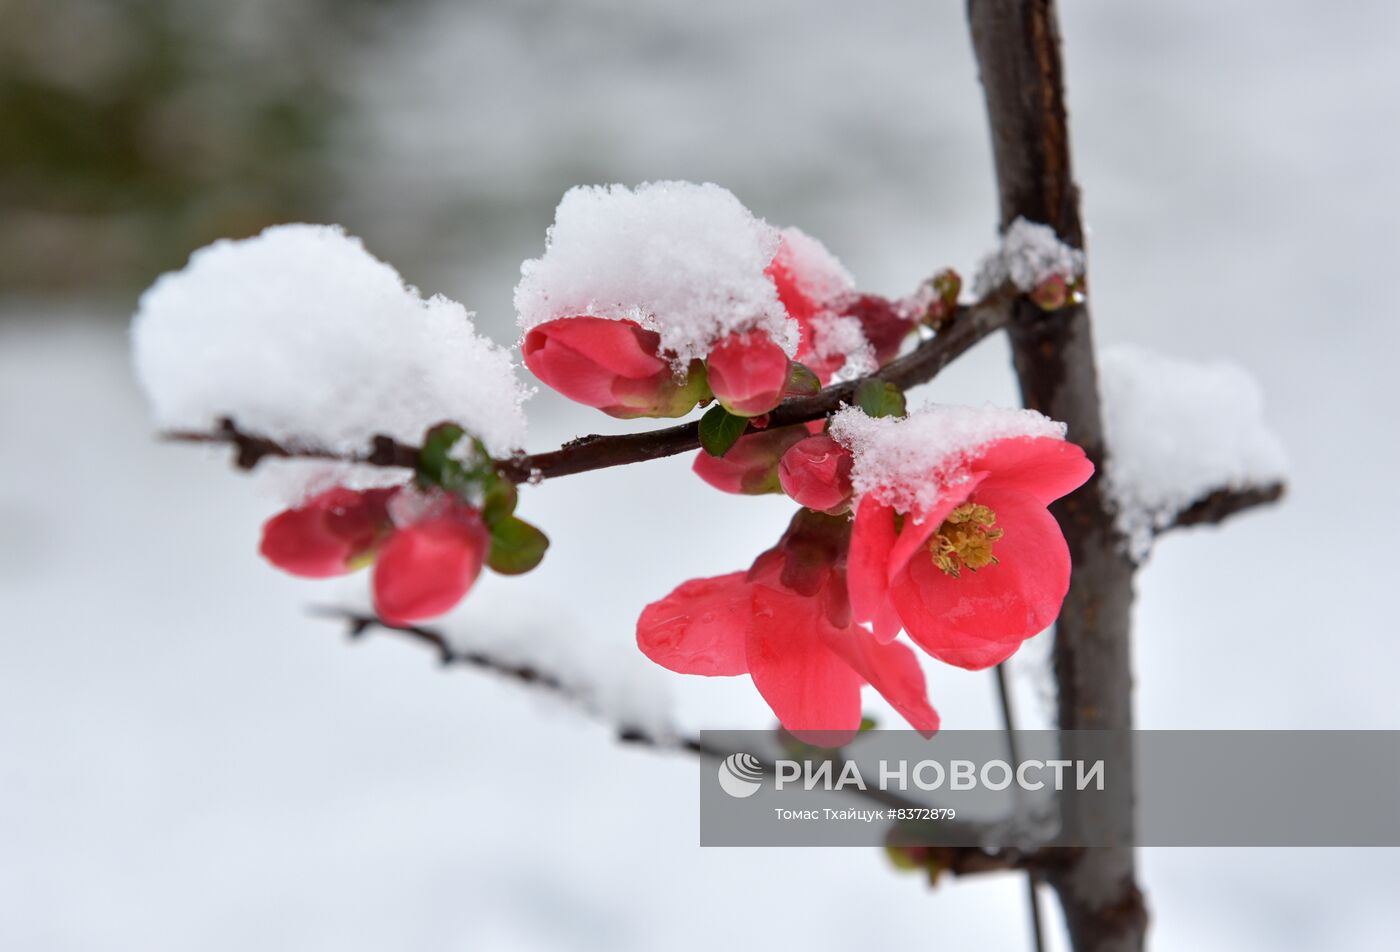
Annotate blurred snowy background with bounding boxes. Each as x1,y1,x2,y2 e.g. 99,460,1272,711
3,0,1398,949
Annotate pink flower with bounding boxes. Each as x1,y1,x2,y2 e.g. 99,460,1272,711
373,492,490,626
259,486,397,578
848,436,1093,669
779,434,854,513
637,512,939,742
766,231,914,383
705,329,790,417
522,316,707,419
692,422,821,495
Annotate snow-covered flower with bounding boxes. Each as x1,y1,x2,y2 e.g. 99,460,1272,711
832,406,1094,670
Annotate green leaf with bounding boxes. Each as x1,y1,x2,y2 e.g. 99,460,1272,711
785,362,822,397
479,472,519,527
487,516,549,575
855,379,906,419
417,423,466,482
698,404,748,457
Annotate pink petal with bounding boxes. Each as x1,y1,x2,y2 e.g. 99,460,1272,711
848,483,979,645
971,437,1094,505
692,425,814,496
706,330,789,417
820,626,940,736
847,497,898,640
778,434,853,512
747,584,863,741
890,487,1071,670
636,572,751,676
259,486,396,578
372,511,488,625
526,316,667,379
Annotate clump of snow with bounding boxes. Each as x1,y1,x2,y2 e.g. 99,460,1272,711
1100,344,1287,559
830,404,1067,514
514,181,795,365
776,226,855,305
973,217,1086,296
810,313,876,380
132,224,531,457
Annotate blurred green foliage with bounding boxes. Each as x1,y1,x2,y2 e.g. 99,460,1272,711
0,0,390,292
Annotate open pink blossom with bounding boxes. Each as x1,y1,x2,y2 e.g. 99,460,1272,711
637,512,939,742
705,329,790,417
692,422,821,495
259,486,398,578
848,436,1093,669
522,316,707,419
372,492,490,626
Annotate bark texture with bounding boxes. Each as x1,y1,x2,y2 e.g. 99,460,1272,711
968,1,1149,949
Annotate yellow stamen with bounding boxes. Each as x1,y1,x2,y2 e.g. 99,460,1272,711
930,502,1004,578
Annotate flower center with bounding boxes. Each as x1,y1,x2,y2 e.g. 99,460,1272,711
930,502,1003,578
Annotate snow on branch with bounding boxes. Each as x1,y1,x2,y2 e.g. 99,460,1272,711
973,217,1085,297
317,607,1043,878
1098,344,1287,559
133,224,532,458
167,293,1014,482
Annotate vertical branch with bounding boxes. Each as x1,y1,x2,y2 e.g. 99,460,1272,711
967,2,1148,950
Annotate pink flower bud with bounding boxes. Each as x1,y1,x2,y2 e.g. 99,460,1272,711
779,435,853,513
372,497,489,625
1030,274,1070,311
259,486,397,578
522,316,707,419
706,329,790,417
692,422,820,495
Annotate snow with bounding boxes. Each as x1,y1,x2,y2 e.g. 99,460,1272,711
829,404,1066,514
973,216,1086,296
131,223,531,458
776,226,855,304
1099,344,1288,559
514,181,796,365
327,584,676,739
809,313,876,380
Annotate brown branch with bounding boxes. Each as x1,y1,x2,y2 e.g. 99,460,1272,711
1165,481,1285,533
969,1,1148,949
163,296,1012,483
315,606,1040,878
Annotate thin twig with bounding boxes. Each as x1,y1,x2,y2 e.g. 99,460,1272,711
315,606,1048,877
1164,481,1285,533
994,663,1047,952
